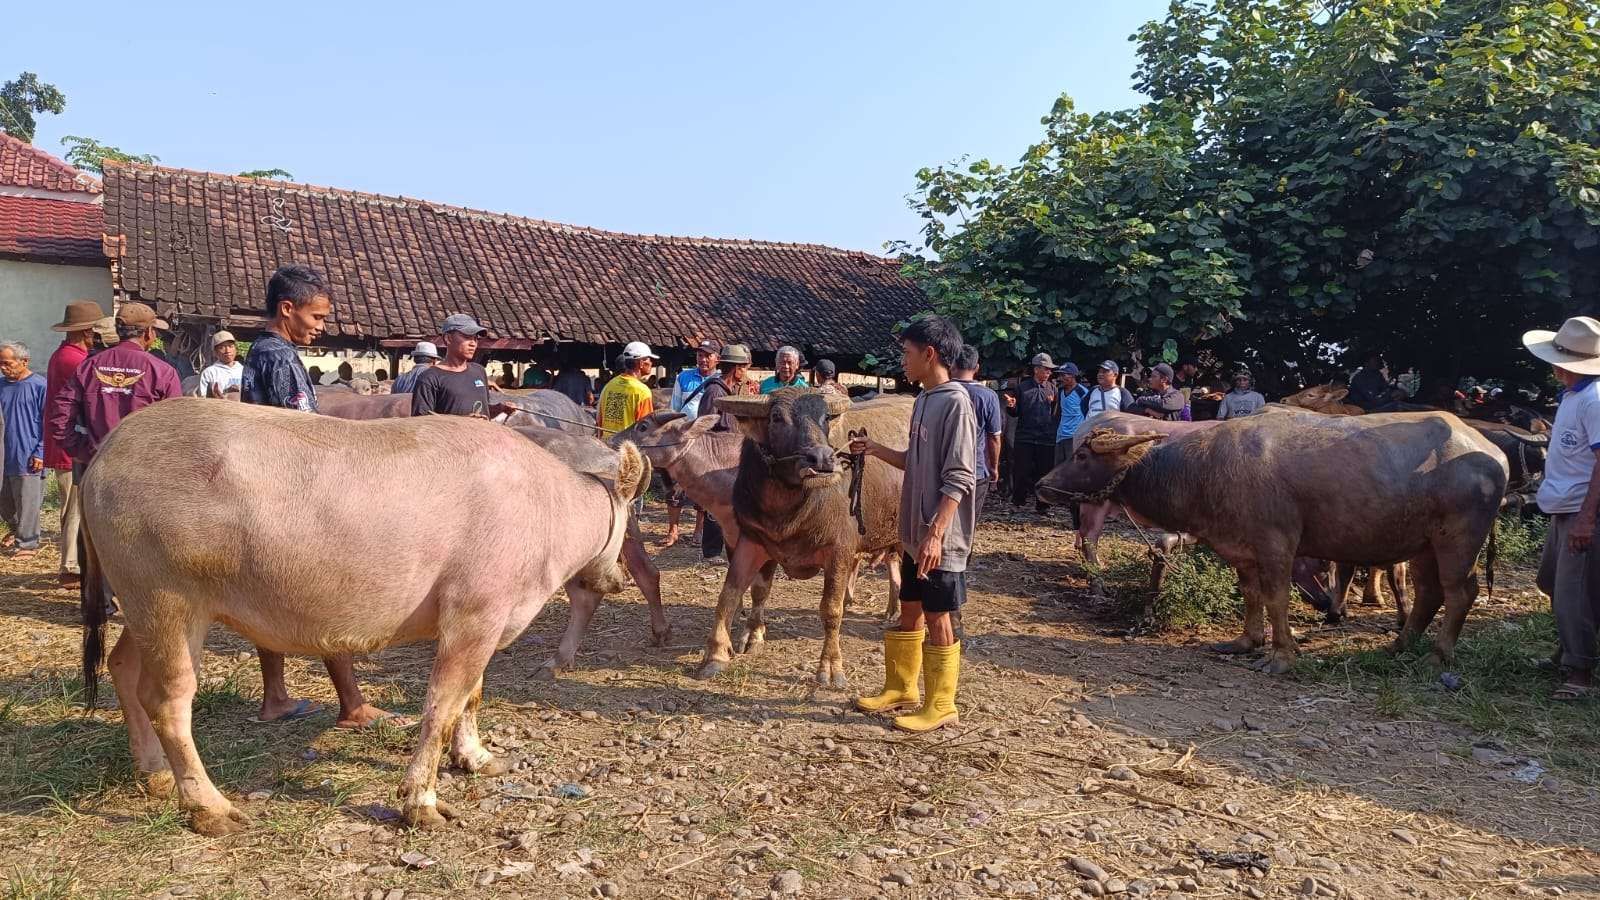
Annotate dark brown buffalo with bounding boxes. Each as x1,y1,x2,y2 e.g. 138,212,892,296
697,390,912,687
493,390,596,435
1039,407,1508,672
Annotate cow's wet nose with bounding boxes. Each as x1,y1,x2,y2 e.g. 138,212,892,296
803,446,836,473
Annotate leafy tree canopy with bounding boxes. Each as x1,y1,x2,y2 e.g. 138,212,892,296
900,0,1600,391
0,72,66,143
59,135,159,174
238,168,294,180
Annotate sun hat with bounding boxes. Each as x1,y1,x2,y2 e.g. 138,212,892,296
622,341,660,361
441,313,488,336
51,300,107,332
411,341,441,360
211,330,237,347
1029,353,1055,369
1523,317,1600,375
720,344,753,365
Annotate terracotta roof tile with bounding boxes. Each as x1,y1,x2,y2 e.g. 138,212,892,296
102,163,925,352
0,195,105,264
0,133,101,194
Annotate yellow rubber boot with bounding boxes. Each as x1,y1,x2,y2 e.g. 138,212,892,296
894,641,961,733
854,629,924,714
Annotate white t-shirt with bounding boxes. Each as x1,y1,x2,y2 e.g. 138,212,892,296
1537,378,1600,514
197,361,244,398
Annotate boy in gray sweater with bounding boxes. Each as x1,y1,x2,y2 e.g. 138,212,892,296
850,315,977,732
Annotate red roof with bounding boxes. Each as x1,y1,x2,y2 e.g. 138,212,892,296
101,162,927,354
0,133,100,194
0,195,105,265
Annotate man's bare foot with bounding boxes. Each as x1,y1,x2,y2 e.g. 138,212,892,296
336,704,414,729
658,529,680,549
59,572,82,589
251,697,322,723
1,534,14,549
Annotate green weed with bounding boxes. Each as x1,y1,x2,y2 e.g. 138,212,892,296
1489,514,1547,568
1099,546,1243,630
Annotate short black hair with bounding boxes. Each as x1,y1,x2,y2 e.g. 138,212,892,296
901,315,963,368
265,264,330,316
115,321,145,341
954,344,980,373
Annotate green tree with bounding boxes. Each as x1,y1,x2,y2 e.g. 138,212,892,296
0,72,66,143
238,168,294,180
903,0,1600,390
58,136,159,174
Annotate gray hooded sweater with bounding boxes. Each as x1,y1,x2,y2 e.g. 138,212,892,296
899,380,979,572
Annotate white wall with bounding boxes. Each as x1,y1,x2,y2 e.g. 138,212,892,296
0,259,113,365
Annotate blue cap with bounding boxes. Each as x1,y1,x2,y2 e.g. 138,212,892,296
1053,362,1080,376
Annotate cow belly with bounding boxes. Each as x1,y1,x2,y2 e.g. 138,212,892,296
218,589,442,657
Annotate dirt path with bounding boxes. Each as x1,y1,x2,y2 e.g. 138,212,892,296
1,509,1597,899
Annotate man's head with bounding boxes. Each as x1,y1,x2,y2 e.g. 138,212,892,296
899,315,964,387
266,264,332,346
694,340,722,376
440,314,489,363
621,341,659,378
719,343,753,382
211,330,238,365
813,358,838,384
1029,353,1055,383
411,341,440,368
774,346,802,383
1054,362,1080,391
115,302,169,349
953,344,980,379
1178,359,1199,380
337,362,354,381
52,300,106,348
0,342,30,380
1148,363,1174,390
1232,371,1252,391
1096,360,1120,389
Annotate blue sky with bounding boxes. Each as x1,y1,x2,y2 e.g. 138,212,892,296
6,1,1168,253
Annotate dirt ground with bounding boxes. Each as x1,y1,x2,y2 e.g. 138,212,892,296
2,503,1598,900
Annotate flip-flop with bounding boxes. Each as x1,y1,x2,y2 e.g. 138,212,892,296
249,698,324,723
9,549,37,559
336,712,418,731
1551,683,1591,702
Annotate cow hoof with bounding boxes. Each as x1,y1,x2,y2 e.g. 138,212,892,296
1210,637,1258,656
468,755,512,777
534,663,561,681
650,625,673,648
404,800,458,830
695,659,729,680
1323,611,1345,626
1425,648,1453,668
1250,653,1294,675
191,803,250,836
143,770,176,799
737,633,765,655
815,666,849,690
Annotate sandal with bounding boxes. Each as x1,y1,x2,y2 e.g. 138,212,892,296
1551,682,1591,702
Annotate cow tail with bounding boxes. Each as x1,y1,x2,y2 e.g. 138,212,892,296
1485,521,1497,600
80,522,112,711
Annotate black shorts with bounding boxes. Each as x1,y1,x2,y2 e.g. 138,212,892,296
899,553,967,613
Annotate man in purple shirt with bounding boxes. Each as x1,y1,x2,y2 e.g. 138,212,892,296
46,303,182,467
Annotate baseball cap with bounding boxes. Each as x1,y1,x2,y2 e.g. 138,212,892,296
211,330,237,347
1029,353,1055,368
696,339,723,355
622,341,660,361
1098,360,1120,375
815,359,837,377
441,313,488,336
116,302,170,331
1053,362,1080,377
411,341,441,359
720,343,753,365
1152,363,1175,379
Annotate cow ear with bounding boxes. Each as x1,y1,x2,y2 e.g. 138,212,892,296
689,415,720,436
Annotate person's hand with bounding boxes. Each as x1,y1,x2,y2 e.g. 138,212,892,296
916,531,944,579
1004,394,1017,409
849,436,876,458
1570,516,1594,553
491,402,521,418
28,457,42,474
990,473,1001,486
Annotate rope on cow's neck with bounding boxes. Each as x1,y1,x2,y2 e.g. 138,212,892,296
1056,463,1136,505
846,427,868,536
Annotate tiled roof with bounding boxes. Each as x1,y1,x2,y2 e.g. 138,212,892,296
102,163,927,353
0,133,101,194
0,195,106,264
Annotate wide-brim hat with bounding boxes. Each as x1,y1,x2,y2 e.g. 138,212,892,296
720,344,753,365
1524,317,1600,375
52,299,107,332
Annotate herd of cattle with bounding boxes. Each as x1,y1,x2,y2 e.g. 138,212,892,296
71,381,1534,834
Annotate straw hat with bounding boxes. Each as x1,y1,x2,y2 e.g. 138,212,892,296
1523,317,1600,375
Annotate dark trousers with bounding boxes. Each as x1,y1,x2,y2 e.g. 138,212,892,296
1010,442,1056,508
701,515,726,560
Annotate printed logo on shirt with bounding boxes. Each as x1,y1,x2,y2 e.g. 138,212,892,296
474,379,485,388
1561,430,1581,449
93,366,145,394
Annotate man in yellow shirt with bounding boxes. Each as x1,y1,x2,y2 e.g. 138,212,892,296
599,341,658,434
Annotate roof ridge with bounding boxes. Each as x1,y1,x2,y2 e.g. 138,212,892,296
105,160,895,261
0,132,101,193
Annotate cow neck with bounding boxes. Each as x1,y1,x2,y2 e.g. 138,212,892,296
1109,445,1189,534
732,440,836,548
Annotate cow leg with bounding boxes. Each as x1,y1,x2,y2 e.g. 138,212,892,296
1393,551,1443,655
108,629,172,797
449,675,511,776
622,531,670,647
539,582,604,678
1252,562,1298,674
697,541,770,679
1331,562,1360,624
1361,566,1382,606
134,598,245,836
738,560,779,655
816,555,853,690
1212,563,1266,654
401,629,499,829
1387,563,1411,630
842,557,862,610
1078,503,1108,596
884,557,902,625
1427,552,1480,666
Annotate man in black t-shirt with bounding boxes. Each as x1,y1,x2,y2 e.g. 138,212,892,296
412,314,497,417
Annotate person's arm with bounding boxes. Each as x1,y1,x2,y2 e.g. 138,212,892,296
28,386,45,471
1160,389,1185,414
856,438,907,470
410,370,437,416
48,368,86,462
670,375,686,413
1572,450,1600,551
986,432,1002,484
916,400,976,576
696,382,717,420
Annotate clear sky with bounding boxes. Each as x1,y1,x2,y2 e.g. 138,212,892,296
5,0,1169,254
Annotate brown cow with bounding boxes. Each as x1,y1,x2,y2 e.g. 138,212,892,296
80,399,643,834
697,390,912,687
1039,407,1507,672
